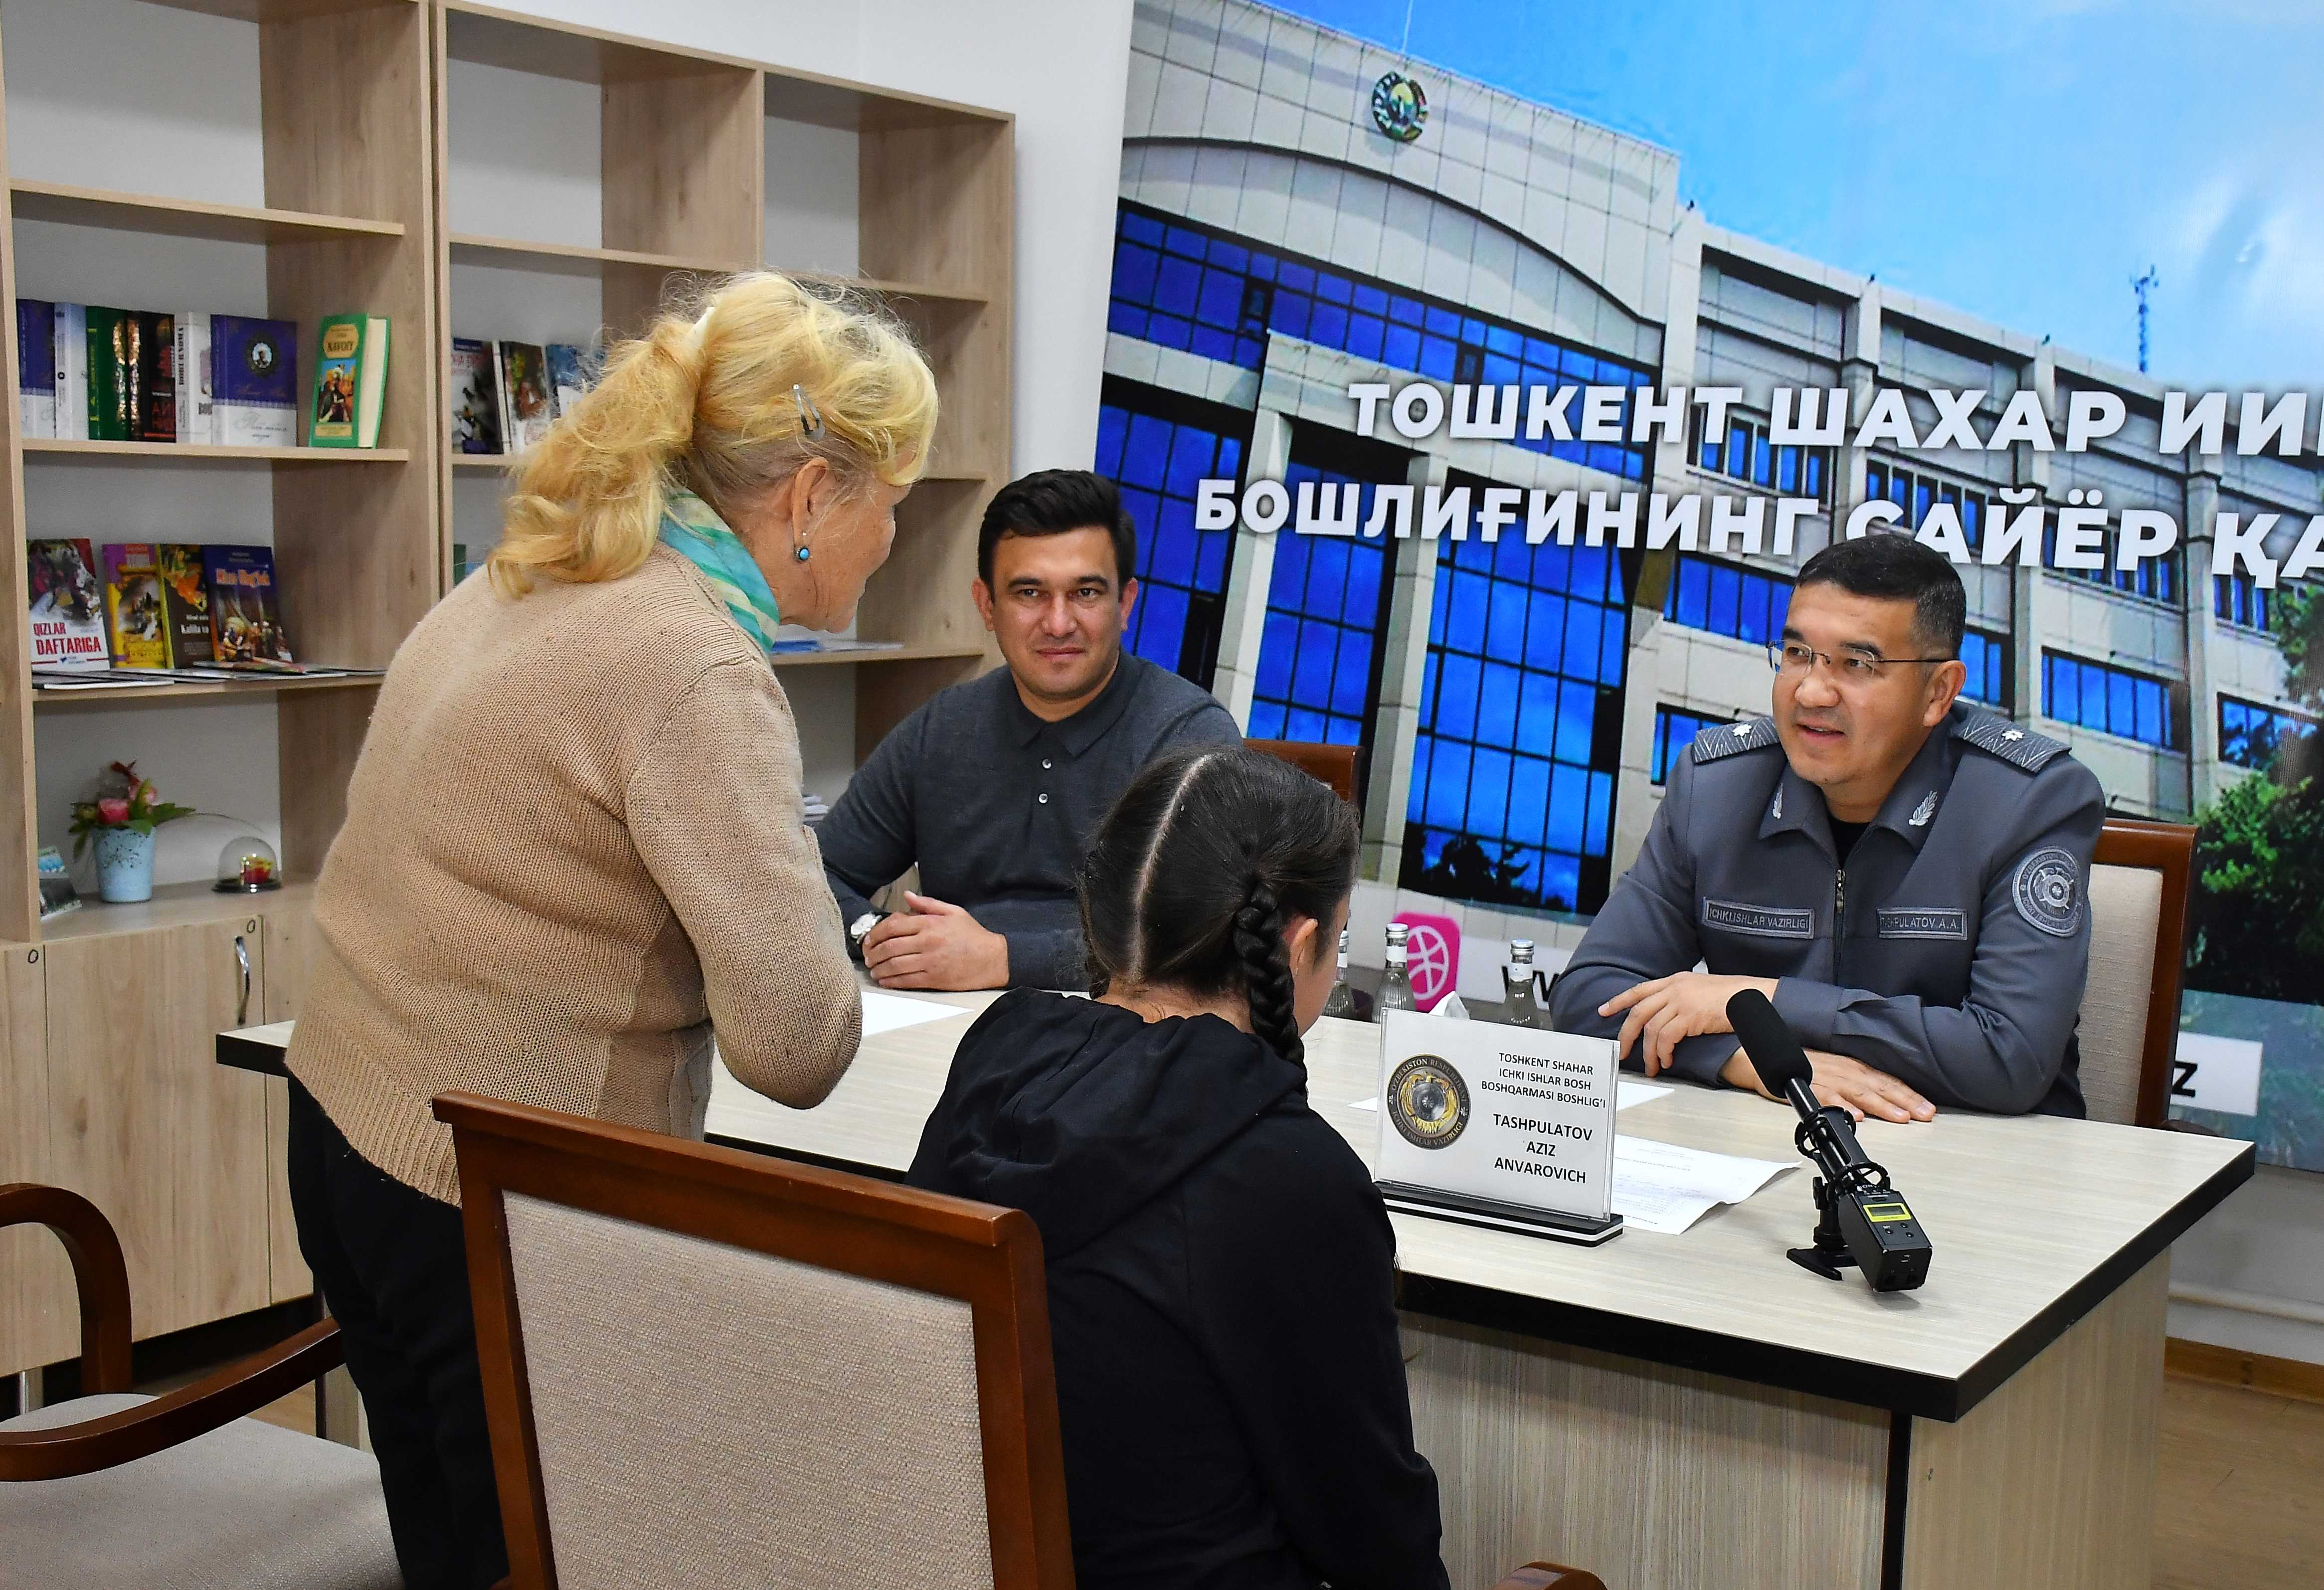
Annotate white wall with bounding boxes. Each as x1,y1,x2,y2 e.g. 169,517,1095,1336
2168,1164,2324,1364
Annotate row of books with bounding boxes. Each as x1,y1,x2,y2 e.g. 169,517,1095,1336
14,303,390,450
27,537,320,675
452,337,587,456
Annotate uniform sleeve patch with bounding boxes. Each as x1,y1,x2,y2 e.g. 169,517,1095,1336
2011,848,2083,937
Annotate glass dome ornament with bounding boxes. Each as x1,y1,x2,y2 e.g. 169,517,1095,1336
214,835,282,892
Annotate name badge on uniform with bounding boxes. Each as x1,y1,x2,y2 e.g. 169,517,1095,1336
1374,1011,1624,1245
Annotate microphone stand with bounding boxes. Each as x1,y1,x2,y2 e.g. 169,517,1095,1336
1783,1085,1897,1282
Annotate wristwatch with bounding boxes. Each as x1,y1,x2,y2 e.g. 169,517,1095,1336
847,911,886,960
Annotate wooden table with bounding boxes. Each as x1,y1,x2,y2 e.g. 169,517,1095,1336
221,999,2253,1590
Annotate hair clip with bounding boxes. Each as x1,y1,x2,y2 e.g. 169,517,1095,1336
794,384,825,440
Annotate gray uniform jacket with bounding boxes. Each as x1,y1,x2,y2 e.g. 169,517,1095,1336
1549,704,2104,1116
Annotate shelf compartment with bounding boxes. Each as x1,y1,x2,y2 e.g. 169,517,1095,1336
8,179,404,245
788,270,990,309
23,440,410,464
30,675,383,708
448,231,750,279
36,875,316,944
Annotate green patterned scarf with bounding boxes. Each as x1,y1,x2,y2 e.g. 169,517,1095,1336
658,487,783,654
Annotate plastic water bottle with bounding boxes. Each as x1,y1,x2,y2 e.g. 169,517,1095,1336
1504,938,1543,1028
1321,928,1360,1020
1376,923,1419,1017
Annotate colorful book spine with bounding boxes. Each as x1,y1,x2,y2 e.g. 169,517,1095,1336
52,303,87,441
545,342,587,418
103,543,173,668
175,312,214,444
449,337,502,454
211,316,299,448
496,341,552,454
25,538,109,669
311,313,389,449
16,299,55,438
85,306,134,442
157,543,213,664
137,311,176,443
201,543,294,665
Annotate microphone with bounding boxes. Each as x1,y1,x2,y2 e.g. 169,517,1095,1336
1726,989,1932,1292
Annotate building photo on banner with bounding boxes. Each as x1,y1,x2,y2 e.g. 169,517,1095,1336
1095,0,2324,1190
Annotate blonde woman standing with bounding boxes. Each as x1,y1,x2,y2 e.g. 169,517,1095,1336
284,274,936,1590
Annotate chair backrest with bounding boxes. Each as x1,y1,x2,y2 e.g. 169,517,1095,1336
2075,819,2195,1127
1246,738,1362,808
434,1093,1073,1590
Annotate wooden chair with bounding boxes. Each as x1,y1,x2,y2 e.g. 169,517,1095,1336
436,1093,1606,1590
1248,737,1363,809
0,1184,399,1589
2077,818,2197,1127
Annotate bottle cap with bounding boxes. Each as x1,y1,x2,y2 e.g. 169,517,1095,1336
1386,922,1408,943
1509,937,1535,961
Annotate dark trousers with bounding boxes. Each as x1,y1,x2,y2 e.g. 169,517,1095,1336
287,1078,510,1590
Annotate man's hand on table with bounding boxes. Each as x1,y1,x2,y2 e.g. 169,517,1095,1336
863,892,1009,991
1719,1045,1936,1124
1598,971,1779,1075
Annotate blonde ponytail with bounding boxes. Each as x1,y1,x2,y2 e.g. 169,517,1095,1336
488,273,938,596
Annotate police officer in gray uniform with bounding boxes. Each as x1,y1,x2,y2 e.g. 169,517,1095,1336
1551,533,2103,1120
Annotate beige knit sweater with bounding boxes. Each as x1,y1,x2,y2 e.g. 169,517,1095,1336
287,544,863,1205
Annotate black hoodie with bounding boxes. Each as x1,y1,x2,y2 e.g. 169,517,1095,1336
907,990,1451,1590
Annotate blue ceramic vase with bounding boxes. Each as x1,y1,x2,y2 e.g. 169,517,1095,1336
94,826,156,903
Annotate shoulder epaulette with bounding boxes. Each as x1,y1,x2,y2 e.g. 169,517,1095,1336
1956,711,2071,773
1690,716,1780,765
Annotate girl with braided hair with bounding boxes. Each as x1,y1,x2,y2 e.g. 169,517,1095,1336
908,746,1450,1590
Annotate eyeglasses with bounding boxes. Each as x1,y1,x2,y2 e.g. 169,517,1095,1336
1767,641,1952,683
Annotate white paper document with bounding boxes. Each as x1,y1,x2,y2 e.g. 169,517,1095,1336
1610,1137,1793,1236
1351,1078,1668,1114
860,989,964,1039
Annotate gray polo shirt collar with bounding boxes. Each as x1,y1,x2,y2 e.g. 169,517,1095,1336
1007,655,1144,758
1758,711,1959,858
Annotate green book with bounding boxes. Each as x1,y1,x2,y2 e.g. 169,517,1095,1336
310,313,389,449
84,306,133,442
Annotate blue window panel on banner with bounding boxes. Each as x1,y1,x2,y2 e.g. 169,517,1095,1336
1105,202,1650,480
1661,555,1791,647
2215,572,2276,631
1096,401,1244,678
2218,697,2320,770
1959,629,2010,711
1247,463,1390,749
1865,459,1988,548
1650,706,1724,785
1403,495,1630,914
2042,650,2182,749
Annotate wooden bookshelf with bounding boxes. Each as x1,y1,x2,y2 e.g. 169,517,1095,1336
9,180,405,244
437,2,1013,751
0,0,438,944
0,0,1014,1390
24,439,410,463
31,675,381,708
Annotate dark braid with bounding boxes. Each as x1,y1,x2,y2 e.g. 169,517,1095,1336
1077,746,1359,1065
1232,878,1303,1066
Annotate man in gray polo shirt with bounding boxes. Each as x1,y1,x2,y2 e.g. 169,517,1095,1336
818,469,1241,991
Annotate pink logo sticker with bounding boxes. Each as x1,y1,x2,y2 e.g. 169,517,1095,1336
1392,910,1462,1011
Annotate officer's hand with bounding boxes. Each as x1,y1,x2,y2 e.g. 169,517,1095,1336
1721,1046,1937,1123
1600,972,1780,1074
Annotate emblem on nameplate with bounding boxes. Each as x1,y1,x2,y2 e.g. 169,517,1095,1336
1370,71,1429,143
1386,1054,1470,1149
